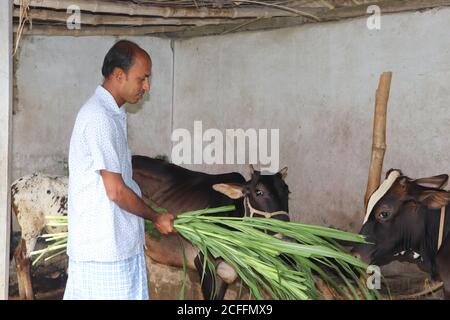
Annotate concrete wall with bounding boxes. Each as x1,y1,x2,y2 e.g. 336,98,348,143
15,8,450,233
173,7,450,234
13,8,450,280
13,36,173,181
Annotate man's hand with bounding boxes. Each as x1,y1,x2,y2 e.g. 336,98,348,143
155,213,175,234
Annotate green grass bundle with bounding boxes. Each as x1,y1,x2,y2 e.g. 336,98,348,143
29,216,68,266
172,205,381,300
32,205,382,300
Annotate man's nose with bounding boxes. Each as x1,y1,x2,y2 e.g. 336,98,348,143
143,78,150,92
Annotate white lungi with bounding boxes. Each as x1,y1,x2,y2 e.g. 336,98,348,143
63,252,149,300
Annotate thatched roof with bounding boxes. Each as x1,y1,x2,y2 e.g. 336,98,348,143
13,0,450,38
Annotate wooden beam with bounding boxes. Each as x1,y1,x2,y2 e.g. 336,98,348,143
14,7,256,27
164,0,450,38
230,0,321,21
320,0,450,21
14,0,313,19
15,24,188,36
16,15,317,38
0,0,13,301
165,16,310,38
12,0,450,39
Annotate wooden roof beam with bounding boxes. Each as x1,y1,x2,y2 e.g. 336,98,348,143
13,0,322,19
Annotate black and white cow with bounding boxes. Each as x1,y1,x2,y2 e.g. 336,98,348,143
11,173,68,300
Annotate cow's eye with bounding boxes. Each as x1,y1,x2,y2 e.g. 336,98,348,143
379,211,390,220
255,190,263,196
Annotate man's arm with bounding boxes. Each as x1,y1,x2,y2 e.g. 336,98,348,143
100,170,174,234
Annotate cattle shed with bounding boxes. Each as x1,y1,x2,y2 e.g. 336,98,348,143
2,0,450,300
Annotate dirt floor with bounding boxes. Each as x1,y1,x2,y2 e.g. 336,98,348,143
8,250,67,300
7,238,444,300
8,257,444,300
380,273,444,300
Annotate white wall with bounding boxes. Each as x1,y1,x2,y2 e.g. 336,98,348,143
13,8,450,234
15,8,450,232
13,36,173,181
173,7,450,233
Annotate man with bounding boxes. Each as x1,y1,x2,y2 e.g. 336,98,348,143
64,40,174,300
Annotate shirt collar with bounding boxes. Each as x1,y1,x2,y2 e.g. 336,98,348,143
95,85,126,118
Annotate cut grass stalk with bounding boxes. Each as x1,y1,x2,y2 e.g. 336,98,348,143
32,205,382,300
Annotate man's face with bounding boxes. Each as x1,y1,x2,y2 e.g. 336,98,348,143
119,52,152,104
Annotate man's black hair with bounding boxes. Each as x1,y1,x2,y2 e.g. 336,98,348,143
101,40,142,78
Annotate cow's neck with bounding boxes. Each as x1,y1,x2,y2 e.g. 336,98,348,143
423,205,450,253
417,205,450,275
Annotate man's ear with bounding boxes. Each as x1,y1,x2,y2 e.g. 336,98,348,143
417,190,450,209
112,67,125,82
414,174,449,189
213,183,245,199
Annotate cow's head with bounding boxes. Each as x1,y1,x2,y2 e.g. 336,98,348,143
212,165,290,222
352,169,450,266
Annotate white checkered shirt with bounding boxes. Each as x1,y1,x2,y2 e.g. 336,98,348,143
67,85,145,262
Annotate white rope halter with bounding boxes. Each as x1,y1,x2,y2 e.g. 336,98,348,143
243,196,289,219
362,170,446,252
363,170,401,225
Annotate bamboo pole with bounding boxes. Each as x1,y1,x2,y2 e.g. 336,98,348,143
320,0,450,21
13,0,312,19
14,8,255,27
14,24,187,36
163,0,450,38
19,0,450,21
13,1,450,38
364,72,392,209
231,0,320,21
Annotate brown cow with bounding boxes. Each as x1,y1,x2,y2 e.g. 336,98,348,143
132,155,290,300
352,169,450,299
11,156,290,300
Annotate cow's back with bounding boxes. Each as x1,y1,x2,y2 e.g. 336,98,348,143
132,155,245,215
12,173,68,255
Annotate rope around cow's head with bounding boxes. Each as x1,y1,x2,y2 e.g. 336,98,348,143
243,196,289,219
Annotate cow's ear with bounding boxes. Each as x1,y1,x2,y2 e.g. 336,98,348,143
278,167,288,180
414,174,449,189
417,190,450,209
213,183,244,199
249,164,261,178
249,164,255,176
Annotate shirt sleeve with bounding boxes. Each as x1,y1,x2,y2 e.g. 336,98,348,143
83,114,122,174
129,179,142,198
